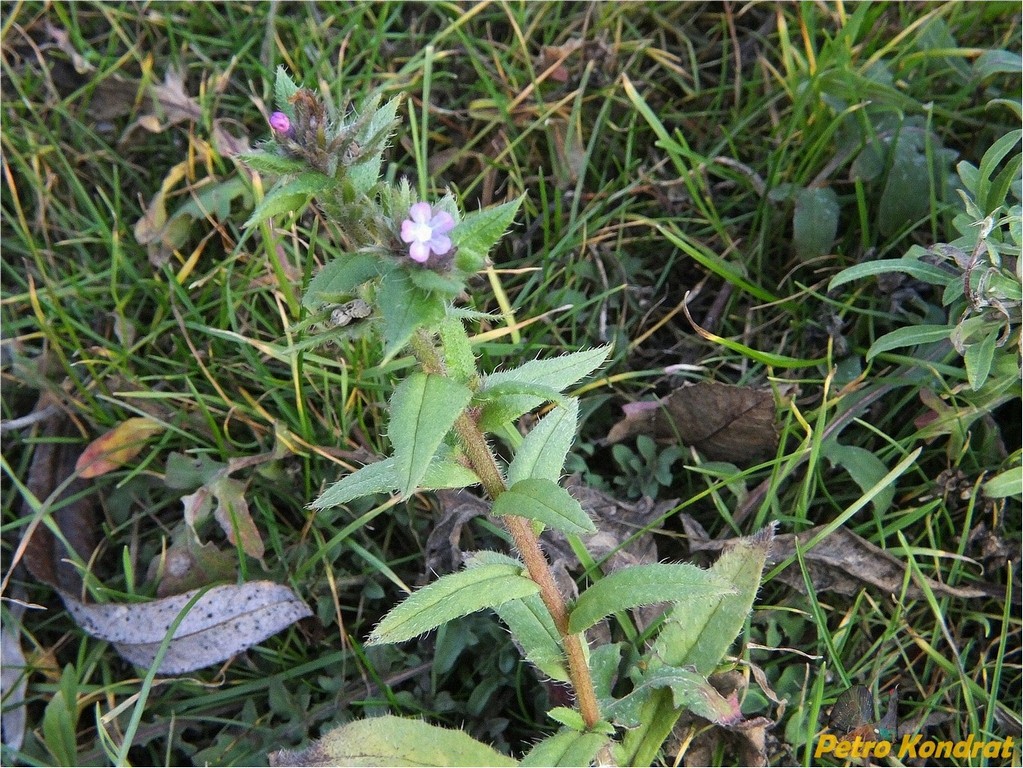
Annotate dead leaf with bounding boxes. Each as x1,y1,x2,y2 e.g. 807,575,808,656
606,382,778,465
210,476,265,560
60,581,311,674
44,21,93,75
211,119,251,159
147,529,237,598
140,67,201,132
683,518,997,601
75,417,164,478
18,406,97,593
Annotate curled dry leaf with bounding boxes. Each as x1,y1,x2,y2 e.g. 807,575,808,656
683,517,997,601
606,382,778,465
61,581,312,674
75,417,164,478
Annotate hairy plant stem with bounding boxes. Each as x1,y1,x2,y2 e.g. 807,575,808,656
409,331,601,729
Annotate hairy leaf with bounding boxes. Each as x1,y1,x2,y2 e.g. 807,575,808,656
568,563,734,634
603,666,742,728
368,564,538,645
389,373,473,498
303,253,385,308
269,715,516,767
492,478,595,536
507,399,579,486
520,730,610,768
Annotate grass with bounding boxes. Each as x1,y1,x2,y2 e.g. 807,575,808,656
2,2,1020,766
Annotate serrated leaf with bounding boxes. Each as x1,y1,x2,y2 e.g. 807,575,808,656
508,399,578,487
466,550,568,681
568,563,733,635
268,715,517,767
478,346,611,429
274,67,299,115
603,666,742,728
368,564,538,645
244,173,333,227
389,373,473,498
866,324,952,359
520,729,609,768
377,270,446,361
239,151,308,176
303,253,386,308
62,581,311,674
492,478,595,536
451,197,523,272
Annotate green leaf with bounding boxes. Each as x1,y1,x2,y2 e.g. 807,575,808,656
548,707,588,732
603,667,742,728
618,526,774,767
492,478,595,536
520,729,609,768
650,525,774,673
377,270,446,361
477,346,611,429
568,563,734,634
466,551,568,682
984,467,1022,499
368,564,538,645
793,186,840,260
304,253,386,308
507,399,578,486
348,96,401,196
822,442,896,516
977,129,1021,213
974,50,1023,79
274,67,299,115
828,257,955,291
310,459,398,509
269,715,517,767
866,324,952,359
963,330,998,390
389,373,473,498
451,197,523,272
420,456,480,491
244,172,333,227
408,267,465,297
239,151,308,176
439,317,476,384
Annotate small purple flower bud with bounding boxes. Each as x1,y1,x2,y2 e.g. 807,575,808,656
269,111,292,137
400,202,456,263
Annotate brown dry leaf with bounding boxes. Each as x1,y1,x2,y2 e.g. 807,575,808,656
17,406,97,593
211,118,251,158
1,614,28,751
182,478,265,560
139,67,201,132
61,581,311,674
684,518,996,601
147,530,237,598
607,382,778,465
75,417,164,478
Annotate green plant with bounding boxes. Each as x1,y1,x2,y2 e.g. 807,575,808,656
611,435,685,500
244,68,771,767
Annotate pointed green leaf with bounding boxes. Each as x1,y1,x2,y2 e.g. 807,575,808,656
984,466,1022,498
239,151,308,176
244,173,333,227
377,270,446,361
368,564,538,645
274,67,299,115
389,373,473,498
866,324,952,359
420,457,479,491
467,551,567,681
348,96,401,195
508,399,578,486
822,442,896,516
478,346,610,429
650,525,774,673
520,730,609,768
310,458,399,509
304,253,386,308
451,197,523,272
492,479,595,536
793,186,839,260
568,563,734,635
439,317,476,384
269,715,517,767
828,257,954,291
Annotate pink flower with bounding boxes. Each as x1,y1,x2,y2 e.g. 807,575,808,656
269,111,292,137
400,202,455,263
